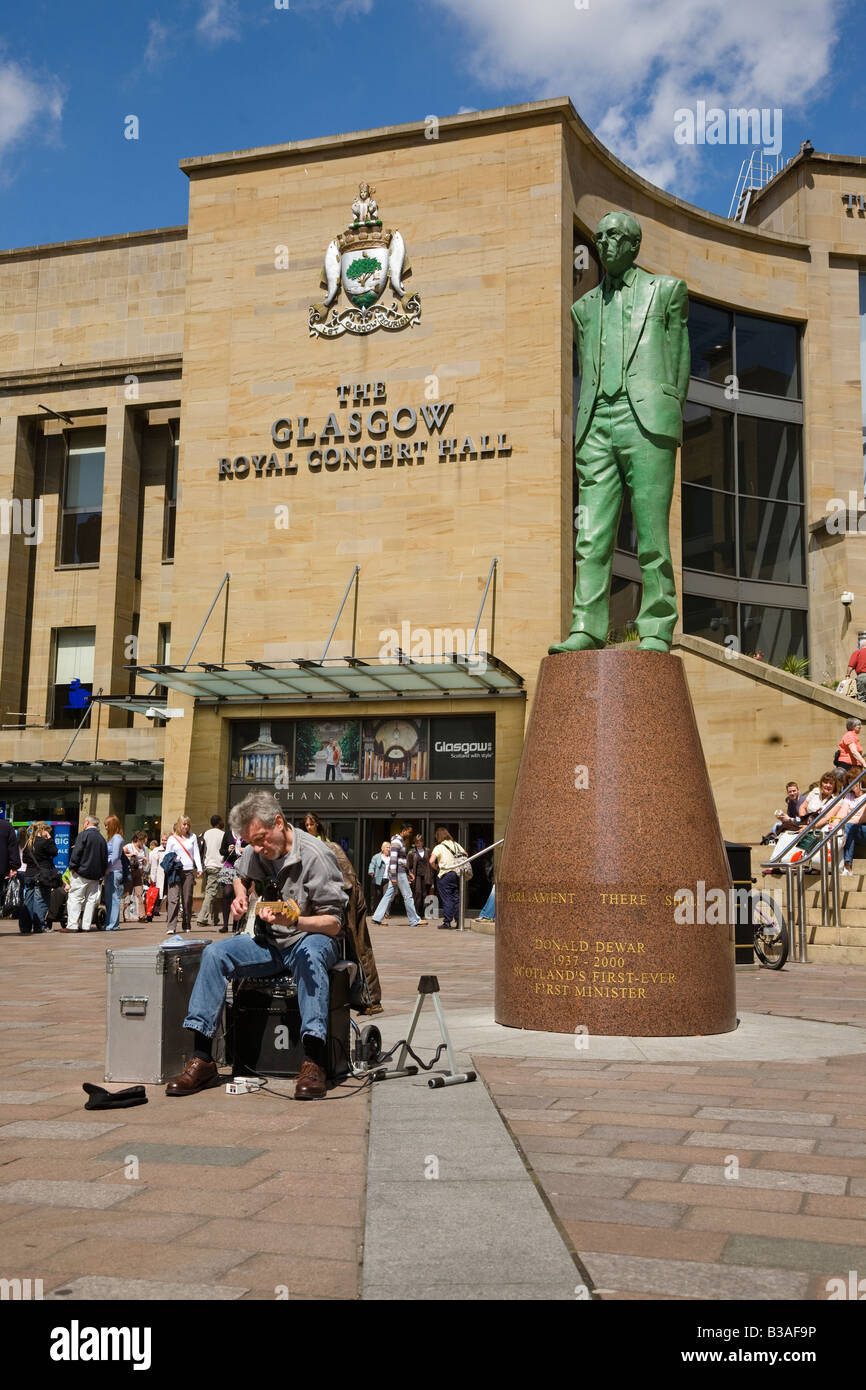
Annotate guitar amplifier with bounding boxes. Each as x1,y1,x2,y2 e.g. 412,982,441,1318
228,962,353,1080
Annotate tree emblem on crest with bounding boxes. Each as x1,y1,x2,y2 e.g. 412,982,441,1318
309,182,421,337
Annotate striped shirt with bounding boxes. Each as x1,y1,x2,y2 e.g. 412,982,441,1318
388,834,408,880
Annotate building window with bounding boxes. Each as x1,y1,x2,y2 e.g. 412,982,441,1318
735,311,800,399
51,627,94,728
689,302,733,386
152,623,171,726
163,422,178,561
680,305,806,667
59,428,104,566
682,594,738,648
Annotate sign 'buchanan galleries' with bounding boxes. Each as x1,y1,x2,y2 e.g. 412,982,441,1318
217,380,512,479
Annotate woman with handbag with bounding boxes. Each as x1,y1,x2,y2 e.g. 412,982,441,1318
164,815,203,933
429,825,470,930
20,822,59,935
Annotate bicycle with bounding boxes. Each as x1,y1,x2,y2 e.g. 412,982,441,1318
752,887,789,969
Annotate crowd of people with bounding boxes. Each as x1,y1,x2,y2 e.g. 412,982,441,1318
0,809,491,935
765,715,866,874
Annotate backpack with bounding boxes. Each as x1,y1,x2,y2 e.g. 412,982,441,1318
447,840,472,881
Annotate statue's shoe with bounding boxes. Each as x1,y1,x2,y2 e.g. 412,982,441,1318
638,638,670,653
548,633,605,654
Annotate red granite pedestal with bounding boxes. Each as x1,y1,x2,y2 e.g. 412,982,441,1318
495,650,736,1036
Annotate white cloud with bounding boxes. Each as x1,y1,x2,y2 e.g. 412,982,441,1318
429,0,841,194
196,0,242,46
144,19,170,70
0,60,63,163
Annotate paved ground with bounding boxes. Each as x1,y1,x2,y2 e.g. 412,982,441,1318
1,910,864,1301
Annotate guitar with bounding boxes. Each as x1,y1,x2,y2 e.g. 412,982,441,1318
252,897,301,925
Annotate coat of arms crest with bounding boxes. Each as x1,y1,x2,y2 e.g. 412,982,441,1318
309,182,421,338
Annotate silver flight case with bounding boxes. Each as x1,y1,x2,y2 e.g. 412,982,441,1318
105,940,224,1084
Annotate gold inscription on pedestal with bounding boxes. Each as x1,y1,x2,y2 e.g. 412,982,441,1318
509,935,676,1002
599,892,647,906
507,890,577,904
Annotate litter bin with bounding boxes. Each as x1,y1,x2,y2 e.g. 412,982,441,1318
724,841,756,968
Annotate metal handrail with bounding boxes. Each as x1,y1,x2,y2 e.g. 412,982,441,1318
453,837,504,933
761,767,866,957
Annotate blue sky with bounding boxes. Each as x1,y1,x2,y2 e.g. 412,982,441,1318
1,0,864,249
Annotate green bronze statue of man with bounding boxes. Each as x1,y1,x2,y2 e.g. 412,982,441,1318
550,211,690,655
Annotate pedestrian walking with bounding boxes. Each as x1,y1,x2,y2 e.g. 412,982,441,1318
195,815,226,930
370,824,424,928
217,824,244,932
407,833,434,916
429,825,469,930
367,839,390,911
164,815,202,933
66,815,107,932
20,822,59,935
103,816,126,932
122,830,148,921
146,833,168,921
0,814,21,922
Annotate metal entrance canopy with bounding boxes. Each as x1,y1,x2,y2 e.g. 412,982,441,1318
92,654,525,708
0,759,164,785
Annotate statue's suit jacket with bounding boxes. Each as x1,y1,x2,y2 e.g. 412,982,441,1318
573,266,690,449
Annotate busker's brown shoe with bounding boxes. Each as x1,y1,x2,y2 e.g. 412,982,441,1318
165,1057,220,1096
294,1060,327,1100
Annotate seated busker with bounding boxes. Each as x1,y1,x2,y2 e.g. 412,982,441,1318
165,792,348,1101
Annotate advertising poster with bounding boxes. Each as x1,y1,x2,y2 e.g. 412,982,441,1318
230,721,293,783
295,720,360,782
429,716,495,781
361,717,428,781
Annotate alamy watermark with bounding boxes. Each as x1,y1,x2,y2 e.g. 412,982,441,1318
674,103,782,157
0,498,42,545
379,623,488,669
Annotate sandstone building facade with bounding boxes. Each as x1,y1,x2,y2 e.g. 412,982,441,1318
1,99,864,854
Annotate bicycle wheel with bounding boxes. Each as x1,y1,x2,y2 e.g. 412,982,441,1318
752,891,789,969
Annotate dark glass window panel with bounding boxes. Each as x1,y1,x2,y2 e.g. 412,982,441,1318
609,575,640,635
740,604,807,665
616,492,637,554
737,416,802,503
735,312,800,399
738,499,805,584
682,593,738,648
682,485,736,575
60,512,101,565
682,403,735,491
163,505,176,561
52,682,92,730
688,300,733,384
65,452,104,509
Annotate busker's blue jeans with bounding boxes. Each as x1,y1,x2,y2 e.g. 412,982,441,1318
183,931,341,1041
372,872,422,926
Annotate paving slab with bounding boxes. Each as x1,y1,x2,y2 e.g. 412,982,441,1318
362,1073,579,1300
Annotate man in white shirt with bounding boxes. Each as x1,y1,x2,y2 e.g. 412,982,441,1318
196,814,226,928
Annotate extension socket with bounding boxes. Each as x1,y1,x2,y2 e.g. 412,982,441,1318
225,1077,265,1094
